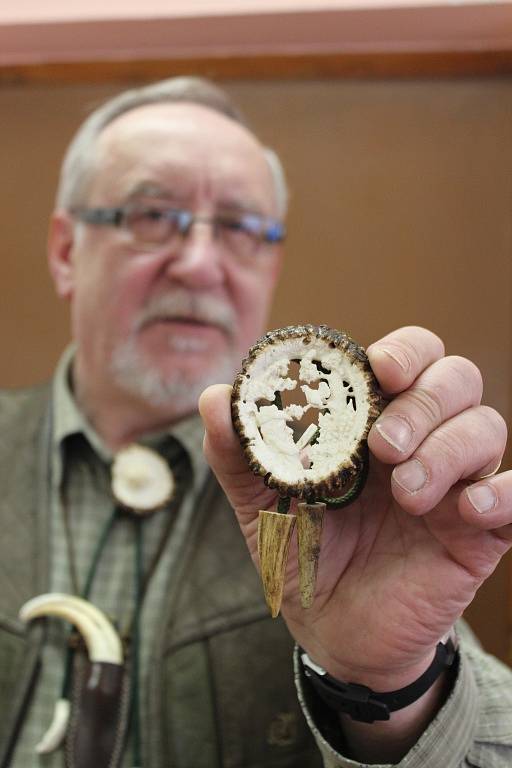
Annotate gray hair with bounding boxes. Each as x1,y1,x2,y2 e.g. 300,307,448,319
55,76,288,218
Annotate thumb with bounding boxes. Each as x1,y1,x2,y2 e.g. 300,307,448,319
198,384,277,518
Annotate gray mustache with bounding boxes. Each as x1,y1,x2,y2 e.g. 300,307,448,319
134,291,236,335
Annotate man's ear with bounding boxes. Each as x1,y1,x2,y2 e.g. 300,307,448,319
47,210,76,299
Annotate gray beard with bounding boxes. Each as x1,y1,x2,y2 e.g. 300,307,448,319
110,335,237,414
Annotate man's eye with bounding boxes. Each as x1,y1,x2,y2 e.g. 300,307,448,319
220,216,245,232
221,215,262,236
143,208,165,221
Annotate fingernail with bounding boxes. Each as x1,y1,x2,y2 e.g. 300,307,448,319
466,484,497,514
375,415,414,453
370,347,411,373
393,459,428,494
477,458,502,480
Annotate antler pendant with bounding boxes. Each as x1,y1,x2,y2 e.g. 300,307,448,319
297,502,325,609
258,510,296,618
232,325,383,617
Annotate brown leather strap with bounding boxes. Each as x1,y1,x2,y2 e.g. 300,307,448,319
65,658,130,768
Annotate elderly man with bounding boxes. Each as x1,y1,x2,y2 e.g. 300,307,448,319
1,77,511,768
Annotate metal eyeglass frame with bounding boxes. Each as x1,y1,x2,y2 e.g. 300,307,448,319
70,204,286,250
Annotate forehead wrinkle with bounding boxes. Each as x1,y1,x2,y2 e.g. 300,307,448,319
94,155,267,215
89,103,277,213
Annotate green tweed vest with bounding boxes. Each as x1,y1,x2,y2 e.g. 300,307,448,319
0,386,322,768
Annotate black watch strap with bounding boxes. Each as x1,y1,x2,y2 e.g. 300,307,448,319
300,635,458,724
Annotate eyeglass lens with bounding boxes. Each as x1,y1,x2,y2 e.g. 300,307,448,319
124,206,271,258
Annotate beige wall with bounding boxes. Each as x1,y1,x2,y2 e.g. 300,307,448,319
1,76,511,658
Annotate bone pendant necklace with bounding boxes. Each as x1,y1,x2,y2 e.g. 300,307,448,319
231,325,383,617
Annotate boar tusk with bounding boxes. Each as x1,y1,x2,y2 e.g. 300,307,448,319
35,698,71,754
19,593,123,664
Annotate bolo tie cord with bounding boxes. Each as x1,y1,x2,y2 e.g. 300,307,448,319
60,505,119,713
61,508,180,765
131,516,143,768
60,506,148,767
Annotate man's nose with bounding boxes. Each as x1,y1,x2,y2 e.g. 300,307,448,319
164,220,224,288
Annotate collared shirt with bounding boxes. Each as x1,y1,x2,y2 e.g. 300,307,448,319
11,347,209,768
295,620,512,767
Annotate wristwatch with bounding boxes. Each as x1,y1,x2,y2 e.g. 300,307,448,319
300,634,458,724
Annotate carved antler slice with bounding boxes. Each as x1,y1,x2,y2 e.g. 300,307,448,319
112,444,174,513
232,324,382,500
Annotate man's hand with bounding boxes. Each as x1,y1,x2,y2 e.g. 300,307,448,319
199,326,510,695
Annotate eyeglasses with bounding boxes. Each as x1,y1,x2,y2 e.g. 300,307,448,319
70,203,285,259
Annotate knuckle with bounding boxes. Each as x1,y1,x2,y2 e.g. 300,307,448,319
422,407,507,480
427,427,468,471
445,355,483,396
478,405,508,441
401,355,484,432
404,326,445,356
407,385,445,425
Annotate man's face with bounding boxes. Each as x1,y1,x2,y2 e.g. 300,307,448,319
53,103,283,419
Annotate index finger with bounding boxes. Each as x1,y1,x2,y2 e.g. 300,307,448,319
366,326,445,396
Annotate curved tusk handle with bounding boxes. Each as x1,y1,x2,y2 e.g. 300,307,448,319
35,698,71,754
19,593,123,664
